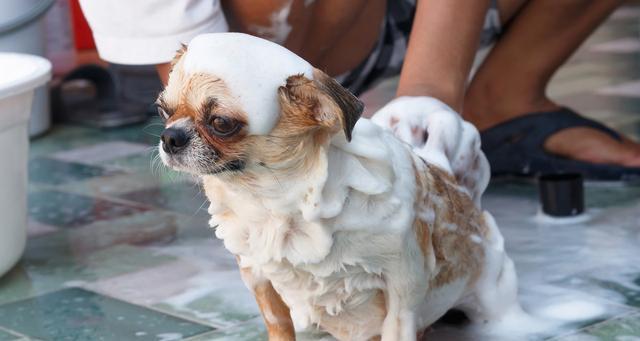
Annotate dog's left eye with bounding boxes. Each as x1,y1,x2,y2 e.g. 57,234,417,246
210,116,239,136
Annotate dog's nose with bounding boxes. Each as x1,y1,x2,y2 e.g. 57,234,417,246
161,128,189,154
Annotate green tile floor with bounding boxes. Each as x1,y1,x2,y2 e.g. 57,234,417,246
0,288,213,341
1,5,640,341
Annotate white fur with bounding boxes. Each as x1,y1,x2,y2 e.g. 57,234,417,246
182,33,313,135
203,121,426,334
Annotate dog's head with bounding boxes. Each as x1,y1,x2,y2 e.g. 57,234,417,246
158,33,363,177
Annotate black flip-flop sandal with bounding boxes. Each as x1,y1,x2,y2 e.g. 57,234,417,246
51,64,119,126
51,64,160,128
480,107,640,181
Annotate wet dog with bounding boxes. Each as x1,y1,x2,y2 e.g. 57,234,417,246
158,32,520,341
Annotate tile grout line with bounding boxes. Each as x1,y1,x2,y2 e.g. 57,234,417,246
79,285,240,330
0,325,29,340
546,310,640,340
0,286,238,336
180,318,264,341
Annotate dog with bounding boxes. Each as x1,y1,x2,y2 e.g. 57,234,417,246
158,32,521,341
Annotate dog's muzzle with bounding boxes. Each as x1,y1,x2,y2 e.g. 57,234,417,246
161,127,190,154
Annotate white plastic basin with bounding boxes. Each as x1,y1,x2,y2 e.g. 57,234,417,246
0,53,50,277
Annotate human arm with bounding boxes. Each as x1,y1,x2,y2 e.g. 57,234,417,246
396,0,490,111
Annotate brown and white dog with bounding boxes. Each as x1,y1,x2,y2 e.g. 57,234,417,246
158,33,521,341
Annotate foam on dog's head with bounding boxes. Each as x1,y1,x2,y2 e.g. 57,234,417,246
182,33,314,135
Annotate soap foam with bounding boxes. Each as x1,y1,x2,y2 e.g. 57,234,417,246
182,33,313,135
536,300,606,321
248,0,294,45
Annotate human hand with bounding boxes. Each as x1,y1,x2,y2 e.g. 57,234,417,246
371,96,490,204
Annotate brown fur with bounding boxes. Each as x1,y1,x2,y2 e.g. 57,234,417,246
242,69,363,175
161,68,253,167
240,266,295,341
170,44,188,73
162,55,362,181
277,70,363,142
413,160,487,289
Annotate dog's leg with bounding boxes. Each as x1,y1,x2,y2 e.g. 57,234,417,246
380,291,418,341
239,265,295,341
458,212,522,322
380,238,426,341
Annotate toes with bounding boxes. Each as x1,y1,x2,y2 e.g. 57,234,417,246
544,127,640,167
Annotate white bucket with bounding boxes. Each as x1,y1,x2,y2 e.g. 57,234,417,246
0,53,51,277
0,0,55,137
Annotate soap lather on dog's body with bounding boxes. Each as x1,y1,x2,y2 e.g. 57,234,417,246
159,32,522,341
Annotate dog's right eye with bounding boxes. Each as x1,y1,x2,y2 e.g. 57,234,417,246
210,116,240,137
157,106,171,121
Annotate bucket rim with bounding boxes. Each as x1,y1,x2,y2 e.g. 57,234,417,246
0,0,55,35
0,52,51,101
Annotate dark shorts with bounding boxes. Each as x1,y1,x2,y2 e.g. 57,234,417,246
337,0,501,96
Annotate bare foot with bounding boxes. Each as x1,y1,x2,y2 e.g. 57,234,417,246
544,127,640,167
463,99,640,168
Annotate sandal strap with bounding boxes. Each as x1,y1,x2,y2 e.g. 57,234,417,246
481,107,622,153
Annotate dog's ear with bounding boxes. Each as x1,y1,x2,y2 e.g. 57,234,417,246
170,44,188,69
278,69,364,141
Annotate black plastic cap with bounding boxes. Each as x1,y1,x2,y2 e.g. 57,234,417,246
538,173,585,217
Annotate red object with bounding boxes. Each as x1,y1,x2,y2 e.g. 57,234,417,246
69,0,95,50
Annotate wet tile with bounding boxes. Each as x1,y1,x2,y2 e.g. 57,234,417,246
424,287,636,341
118,183,208,216
553,268,640,310
146,256,259,327
51,141,151,165
29,158,120,185
584,17,640,45
0,232,177,306
29,119,162,158
66,210,179,252
102,117,165,146
597,79,640,98
549,74,623,98
590,38,640,54
554,312,640,341
611,6,640,20
63,173,164,197
65,216,260,328
486,178,640,210
30,125,104,158
558,94,640,118
553,51,640,92
28,190,149,228
183,318,337,341
27,219,58,237
184,318,265,341
0,288,214,341
0,328,20,341
99,152,157,173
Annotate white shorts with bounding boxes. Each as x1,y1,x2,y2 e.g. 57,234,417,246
78,0,228,65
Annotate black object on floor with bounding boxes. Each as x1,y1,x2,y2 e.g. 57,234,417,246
51,64,162,128
538,173,584,217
